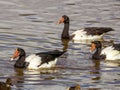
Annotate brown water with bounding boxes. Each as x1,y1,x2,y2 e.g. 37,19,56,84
0,0,120,90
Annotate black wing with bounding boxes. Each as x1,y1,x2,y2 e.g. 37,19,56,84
113,44,120,51
36,50,66,66
84,27,114,35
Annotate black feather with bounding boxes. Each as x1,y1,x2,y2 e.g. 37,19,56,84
84,27,114,35
113,44,120,51
36,50,66,67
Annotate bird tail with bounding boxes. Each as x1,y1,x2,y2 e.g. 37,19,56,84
103,27,114,32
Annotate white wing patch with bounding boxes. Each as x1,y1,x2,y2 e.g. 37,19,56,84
71,29,103,41
39,58,57,68
101,46,120,60
25,54,42,69
25,54,57,69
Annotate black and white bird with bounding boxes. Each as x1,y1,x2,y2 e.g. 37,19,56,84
90,41,120,60
58,15,114,41
10,48,65,69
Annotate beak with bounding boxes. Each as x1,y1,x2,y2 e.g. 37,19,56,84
90,43,96,52
57,17,64,24
10,49,20,61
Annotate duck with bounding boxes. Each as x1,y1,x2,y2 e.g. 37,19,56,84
67,84,81,90
10,48,66,69
58,15,114,41
0,78,12,90
90,41,120,60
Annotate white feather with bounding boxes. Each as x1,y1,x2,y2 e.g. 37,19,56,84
39,59,57,68
25,54,57,69
101,46,120,60
25,54,42,69
71,29,103,41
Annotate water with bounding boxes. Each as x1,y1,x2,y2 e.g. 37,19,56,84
0,0,120,90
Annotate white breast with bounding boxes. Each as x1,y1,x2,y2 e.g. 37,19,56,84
71,29,103,41
39,58,57,68
25,54,42,69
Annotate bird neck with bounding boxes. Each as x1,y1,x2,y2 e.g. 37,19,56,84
62,22,70,39
95,48,102,55
14,54,26,68
92,47,102,59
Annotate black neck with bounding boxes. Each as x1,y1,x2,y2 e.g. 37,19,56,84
92,47,102,59
14,54,26,68
61,22,70,39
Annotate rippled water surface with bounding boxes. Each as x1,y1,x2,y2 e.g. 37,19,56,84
0,0,120,90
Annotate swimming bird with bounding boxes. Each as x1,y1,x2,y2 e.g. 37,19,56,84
67,84,81,90
10,48,65,69
90,41,120,60
0,78,12,90
58,15,114,41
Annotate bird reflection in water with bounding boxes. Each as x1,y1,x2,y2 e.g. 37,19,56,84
14,68,24,89
61,39,70,51
90,60,101,82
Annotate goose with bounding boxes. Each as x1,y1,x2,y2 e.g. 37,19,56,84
58,15,114,41
90,41,120,60
10,48,65,69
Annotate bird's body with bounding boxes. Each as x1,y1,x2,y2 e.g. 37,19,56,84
72,27,113,41
101,44,120,60
67,85,81,90
11,48,65,69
